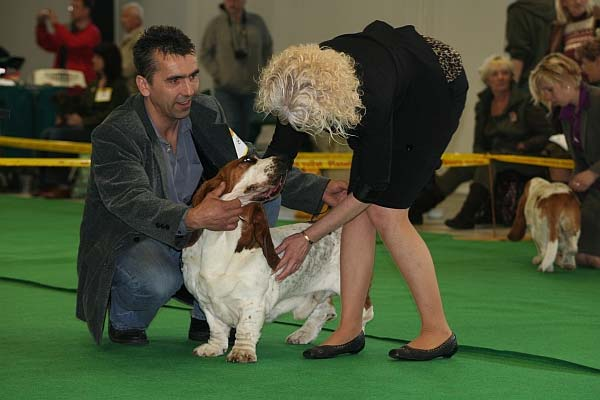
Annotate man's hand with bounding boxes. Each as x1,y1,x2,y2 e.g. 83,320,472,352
322,180,348,207
569,169,599,192
185,182,243,231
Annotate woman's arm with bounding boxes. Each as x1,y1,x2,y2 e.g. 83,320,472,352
274,193,370,281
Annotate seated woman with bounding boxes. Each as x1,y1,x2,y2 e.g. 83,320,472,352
549,0,600,61
38,42,129,198
409,55,554,228
530,53,600,268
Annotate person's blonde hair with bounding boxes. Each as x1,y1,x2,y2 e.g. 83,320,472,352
529,52,582,107
255,44,364,138
478,54,514,84
555,0,594,24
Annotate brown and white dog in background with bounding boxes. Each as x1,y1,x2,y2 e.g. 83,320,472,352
182,155,374,363
508,177,580,272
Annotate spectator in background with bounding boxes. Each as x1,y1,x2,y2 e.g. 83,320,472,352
200,0,273,142
505,0,556,89
530,53,600,268
549,0,600,61
37,42,129,199
119,2,144,94
577,37,600,84
35,0,101,84
409,55,553,228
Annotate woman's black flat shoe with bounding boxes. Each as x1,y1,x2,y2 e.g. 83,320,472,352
389,333,458,361
303,331,365,359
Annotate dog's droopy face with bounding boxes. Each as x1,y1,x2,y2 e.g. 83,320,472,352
192,155,287,206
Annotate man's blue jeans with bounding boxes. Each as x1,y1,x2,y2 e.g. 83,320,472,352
109,197,281,330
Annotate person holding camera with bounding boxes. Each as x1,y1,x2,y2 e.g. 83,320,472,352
35,0,101,84
200,0,272,142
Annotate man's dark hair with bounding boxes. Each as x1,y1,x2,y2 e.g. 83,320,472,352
576,38,600,62
133,25,195,82
93,42,122,83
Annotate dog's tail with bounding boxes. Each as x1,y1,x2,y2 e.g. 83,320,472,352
507,180,530,241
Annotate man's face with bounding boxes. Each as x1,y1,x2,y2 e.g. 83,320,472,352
223,0,246,16
69,0,89,22
120,7,140,33
581,57,600,83
139,52,200,122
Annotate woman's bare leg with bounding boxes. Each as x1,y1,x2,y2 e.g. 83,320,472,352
321,210,376,345
367,205,452,349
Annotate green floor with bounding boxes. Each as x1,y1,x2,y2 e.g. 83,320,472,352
1,195,599,399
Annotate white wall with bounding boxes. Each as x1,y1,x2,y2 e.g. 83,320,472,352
3,0,514,152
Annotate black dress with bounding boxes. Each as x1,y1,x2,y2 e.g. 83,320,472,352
265,21,469,208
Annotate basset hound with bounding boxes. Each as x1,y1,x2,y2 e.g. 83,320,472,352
508,177,581,272
182,155,374,363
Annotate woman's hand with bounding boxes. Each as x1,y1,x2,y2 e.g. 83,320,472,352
569,170,599,192
273,232,312,281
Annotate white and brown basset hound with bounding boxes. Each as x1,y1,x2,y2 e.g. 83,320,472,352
508,177,581,272
182,155,374,363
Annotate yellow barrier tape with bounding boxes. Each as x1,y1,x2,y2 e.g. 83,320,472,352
0,136,92,154
0,158,91,167
0,152,575,170
490,154,574,169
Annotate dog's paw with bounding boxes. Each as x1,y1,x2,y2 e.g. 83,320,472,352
532,255,543,265
557,255,577,270
192,343,227,358
537,263,554,273
286,328,318,345
226,346,257,363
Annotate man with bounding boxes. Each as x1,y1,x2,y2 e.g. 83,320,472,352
119,2,144,94
76,26,345,345
200,0,272,142
505,0,555,89
35,0,101,84
578,38,600,85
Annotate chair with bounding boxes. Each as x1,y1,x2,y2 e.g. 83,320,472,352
33,68,86,88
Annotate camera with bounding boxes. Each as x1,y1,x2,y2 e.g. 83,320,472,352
234,49,248,60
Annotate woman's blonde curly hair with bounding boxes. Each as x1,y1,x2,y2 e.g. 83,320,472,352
255,44,364,138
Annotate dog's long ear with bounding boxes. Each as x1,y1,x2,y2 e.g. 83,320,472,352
235,203,280,269
191,174,224,207
185,174,225,247
507,180,530,241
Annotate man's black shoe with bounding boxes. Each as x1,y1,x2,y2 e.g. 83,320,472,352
108,323,149,345
188,317,236,346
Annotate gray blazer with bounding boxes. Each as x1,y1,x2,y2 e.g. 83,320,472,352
561,83,600,178
76,94,329,344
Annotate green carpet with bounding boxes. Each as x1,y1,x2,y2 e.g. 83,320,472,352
1,195,599,399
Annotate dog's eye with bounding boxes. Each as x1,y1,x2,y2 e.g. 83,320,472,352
241,156,256,164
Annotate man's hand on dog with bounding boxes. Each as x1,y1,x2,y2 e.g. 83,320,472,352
323,180,348,207
569,170,599,192
185,182,243,231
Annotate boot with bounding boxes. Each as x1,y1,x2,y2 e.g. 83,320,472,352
445,182,490,230
409,182,446,225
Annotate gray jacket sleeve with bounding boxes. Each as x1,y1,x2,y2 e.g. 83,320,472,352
281,167,330,215
200,20,220,81
91,123,189,247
